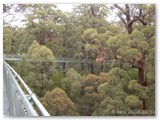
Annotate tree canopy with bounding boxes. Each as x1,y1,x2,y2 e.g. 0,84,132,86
3,4,155,116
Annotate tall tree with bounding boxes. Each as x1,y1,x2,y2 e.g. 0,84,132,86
113,4,155,34
24,40,56,96
106,24,155,110
61,68,85,101
80,73,108,115
42,87,79,116
23,4,66,45
3,26,23,54
82,28,101,73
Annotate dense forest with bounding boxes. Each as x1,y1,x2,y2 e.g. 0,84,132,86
3,4,155,116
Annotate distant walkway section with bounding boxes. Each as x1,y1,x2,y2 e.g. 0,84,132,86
3,54,91,63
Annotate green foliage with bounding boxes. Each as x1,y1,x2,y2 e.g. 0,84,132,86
142,26,155,39
99,72,109,83
82,28,98,41
79,73,109,115
82,28,101,63
128,80,149,100
3,4,155,116
42,87,79,115
81,92,105,115
98,82,109,94
92,97,126,116
117,47,139,60
27,40,55,63
128,80,143,92
85,74,98,86
18,35,35,54
108,67,131,87
19,40,56,97
125,95,141,109
146,84,155,110
146,48,155,82
3,26,22,54
107,36,119,48
48,73,64,90
62,68,85,101
3,26,13,53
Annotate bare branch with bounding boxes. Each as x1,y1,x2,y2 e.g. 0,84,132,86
134,16,147,25
113,4,152,34
125,4,130,22
90,6,95,17
116,13,126,25
114,4,123,12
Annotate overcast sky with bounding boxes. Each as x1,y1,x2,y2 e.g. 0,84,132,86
5,4,116,27
4,4,76,27
56,4,75,12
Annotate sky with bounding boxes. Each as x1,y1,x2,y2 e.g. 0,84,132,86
4,4,115,27
4,4,76,27
56,4,75,12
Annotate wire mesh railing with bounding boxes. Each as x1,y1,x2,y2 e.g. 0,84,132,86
3,61,50,116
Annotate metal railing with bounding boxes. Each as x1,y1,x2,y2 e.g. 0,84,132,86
3,54,91,63
3,61,50,116
3,54,21,61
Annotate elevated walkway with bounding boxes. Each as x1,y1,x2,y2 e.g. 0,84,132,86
3,61,50,116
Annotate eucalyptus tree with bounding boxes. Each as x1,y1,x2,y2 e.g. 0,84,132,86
61,68,85,102
105,26,155,110
92,68,130,116
42,87,79,115
79,73,109,115
3,4,155,115
22,4,66,45
72,4,123,74
22,40,56,96
3,26,24,54
113,4,155,34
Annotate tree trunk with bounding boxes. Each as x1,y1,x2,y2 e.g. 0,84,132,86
141,99,147,110
62,39,66,76
137,57,147,110
63,62,66,76
101,61,105,72
80,62,85,70
10,38,15,54
137,58,147,86
138,67,144,85
40,68,46,91
90,62,94,74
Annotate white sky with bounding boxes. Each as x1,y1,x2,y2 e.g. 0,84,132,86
4,4,115,27
56,4,75,12
4,4,78,27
